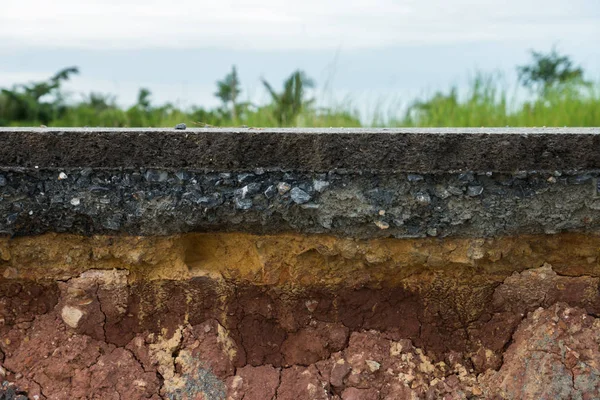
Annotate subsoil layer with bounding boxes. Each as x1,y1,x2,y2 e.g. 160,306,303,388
1,232,600,399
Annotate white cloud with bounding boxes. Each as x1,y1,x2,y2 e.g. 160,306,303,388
1,0,598,50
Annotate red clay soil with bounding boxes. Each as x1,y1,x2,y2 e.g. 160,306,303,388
1,233,600,398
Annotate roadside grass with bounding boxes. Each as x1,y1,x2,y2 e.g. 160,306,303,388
4,76,599,128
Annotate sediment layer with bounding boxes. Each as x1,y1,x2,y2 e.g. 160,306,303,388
3,167,600,238
1,233,600,399
3,128,600,398
2,127,600,172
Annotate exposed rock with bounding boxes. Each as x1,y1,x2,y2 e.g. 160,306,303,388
60,305,83,328
291,187,311,204
480,303,600,399
313,180,330,192
277,182,291,195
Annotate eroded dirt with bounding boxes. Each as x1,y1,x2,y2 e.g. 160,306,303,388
2,233,600,398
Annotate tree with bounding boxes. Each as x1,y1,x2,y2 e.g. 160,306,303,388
517,48,587,94
0,66,79,124
262,70,315,126
215,66,241,122
137,88,152,112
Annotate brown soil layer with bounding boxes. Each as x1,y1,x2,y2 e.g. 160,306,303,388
1,232,600,398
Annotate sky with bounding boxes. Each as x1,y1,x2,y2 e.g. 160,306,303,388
1,0,599,119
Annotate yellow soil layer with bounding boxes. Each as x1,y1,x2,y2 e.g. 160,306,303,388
1,232,600,287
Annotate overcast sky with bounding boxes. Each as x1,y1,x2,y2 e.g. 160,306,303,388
2,0,599,118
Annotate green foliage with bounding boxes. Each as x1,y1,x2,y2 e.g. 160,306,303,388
0,66,79,125
214,66,243,122
401,74,509,127
136,88,152,112
262,70,315,126
0,52,598,129
85,92,117,112
517,48,588,94
394,74,600,127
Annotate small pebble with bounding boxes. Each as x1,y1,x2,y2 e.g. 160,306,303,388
174,123,187,130
305,300,319,312
277,182,291,195
514,171,528,179
237,173,253,183
415,192,431,205
407,174,424,182
313,180,330,192
366,360,381,372
58,172,68,180
375,220,389,230
235,198,253,210
447,186,463,196
264,185,277,199
467,186,484,197
291,187,311,204
458,172,474,182
145,170,168,183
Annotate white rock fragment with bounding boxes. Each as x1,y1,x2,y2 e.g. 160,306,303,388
375,220,389,230
305,299,319,312
58,172,68,180
61,305,83,328
366,360,381,372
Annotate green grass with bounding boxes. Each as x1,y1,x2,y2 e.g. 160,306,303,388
2,75,599,128
392,75,600,127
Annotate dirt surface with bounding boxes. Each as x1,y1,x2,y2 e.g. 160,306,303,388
1,127,600,172
1,232,600,398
